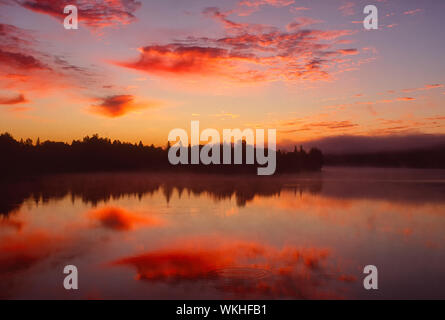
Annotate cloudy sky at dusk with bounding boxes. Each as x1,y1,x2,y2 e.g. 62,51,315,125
0,0,444,147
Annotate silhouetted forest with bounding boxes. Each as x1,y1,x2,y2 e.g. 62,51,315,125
325,144,445,168
0,133,323,176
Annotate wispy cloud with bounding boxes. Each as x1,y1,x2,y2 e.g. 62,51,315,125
13,0,142,29
402,84,443,93
404,9,423,16
286,16,324,31
237,0,294,16
114,6,359,84
338,2,356,16
0,93,27,104
397,97,415,101
280,120,358,134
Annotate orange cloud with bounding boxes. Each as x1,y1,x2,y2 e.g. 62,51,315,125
397,97,415,101
281,120,358,134
402,84,443,93
336,48,359,56
88,207,163,231
424,84,443,89
90,95,159,117
116,45,234,76
0,93,27,105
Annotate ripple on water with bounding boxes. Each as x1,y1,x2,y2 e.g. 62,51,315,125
206,266,272,281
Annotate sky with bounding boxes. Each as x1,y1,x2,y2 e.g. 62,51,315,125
0,0,444,148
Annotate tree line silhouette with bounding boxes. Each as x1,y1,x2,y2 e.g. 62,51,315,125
0,133,324,176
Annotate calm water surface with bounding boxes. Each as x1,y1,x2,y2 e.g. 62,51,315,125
1,167,445,299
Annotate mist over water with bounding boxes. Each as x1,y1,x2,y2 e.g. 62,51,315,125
1,167,445,299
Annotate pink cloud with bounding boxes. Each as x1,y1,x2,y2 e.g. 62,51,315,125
339,2,355,16
404,9,423,16
115,8,360,84
286,17,323,31
14,0,142,29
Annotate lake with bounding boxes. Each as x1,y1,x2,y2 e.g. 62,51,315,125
1,167,445,299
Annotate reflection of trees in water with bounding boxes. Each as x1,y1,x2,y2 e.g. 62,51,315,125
0,173,323,216
161,178,322,207
3,169,445,218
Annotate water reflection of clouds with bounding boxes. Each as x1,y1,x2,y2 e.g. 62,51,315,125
111,236,356,299
0,231,62,276
0,169,444,299
0,205,166,287
87,207,163,231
